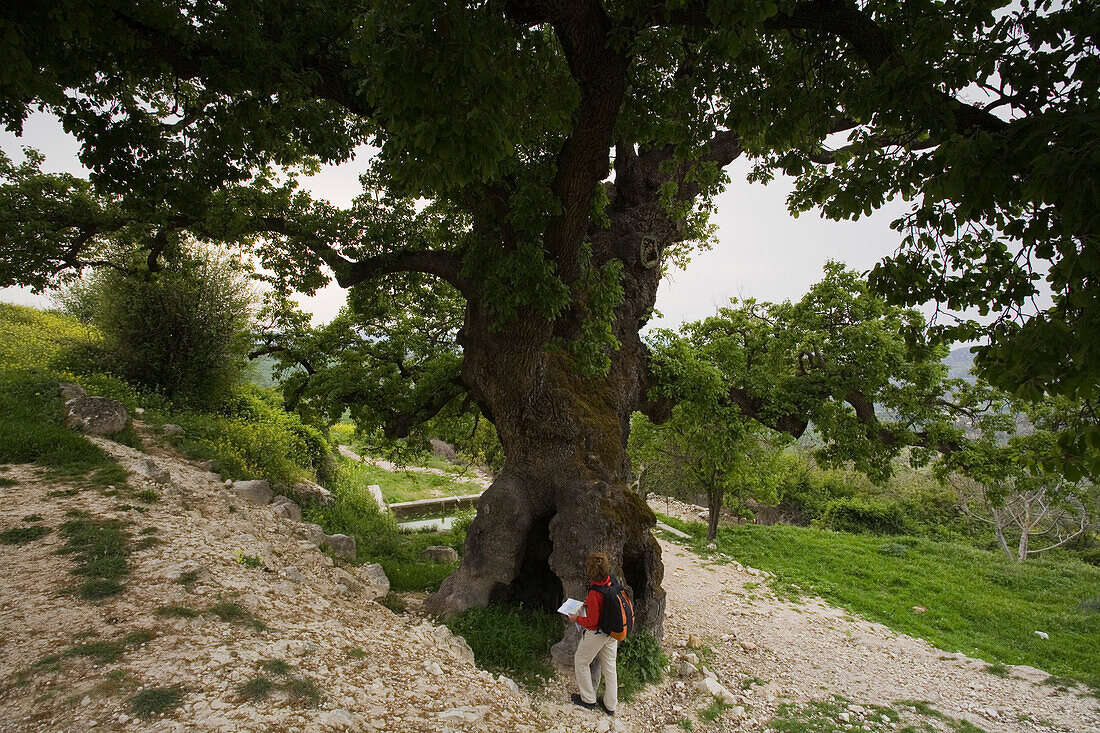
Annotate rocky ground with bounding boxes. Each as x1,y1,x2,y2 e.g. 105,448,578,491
0,433,1096,732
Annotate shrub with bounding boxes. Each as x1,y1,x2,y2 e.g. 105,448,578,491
61,245,253,408
815,496,911,536
444,606,561,688
617,631,668,701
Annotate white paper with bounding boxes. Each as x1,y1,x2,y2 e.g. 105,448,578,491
557,598,585,616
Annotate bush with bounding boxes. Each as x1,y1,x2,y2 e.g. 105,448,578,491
617,631,667,701
815,496,911,536
444,606,561,688
60,245,253,408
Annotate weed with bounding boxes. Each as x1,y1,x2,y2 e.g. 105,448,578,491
22,514,43,522
206,602,266,631
129,686,185,718
381,592,407,614
1042,675,1077,692
346,647,367,660
227,504,237,513
238,676,275,701
984,663,1010,677
57,512,132,601
133,489,159,503
285,676,322,707
445,605,561,689
234,550,263,568
91,669,137,697
0,477,15,487
46,488,81,498
699,697,731,723
1079,596,1100,613
155,605,199,619
63,641,127,665
177,570,200,588
140,526,158,535
678,719,695,731
741,676,769,689
1,525,51,544
262,658,293,676
618,631,668,701
135,536,159,550
123,629,156,646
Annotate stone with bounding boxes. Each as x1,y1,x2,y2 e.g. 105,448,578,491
359,563,391,600
195,459,217,472
740,641,757,652
912,605,927,613
366,484,388,513
57,382,87,401
284,567,305,583
273,639,315,658
421,545,459,564
838,712,851,723
293,479,334,506
139,457,170,483
231,480,273,505
64,396,129,436
498,675,519,693
438,706,486,724
696,677,736,704
1034,630,1049,639
334,568,363,594
300,523,326,547
677,662,698,678
271,495,302,522
597,720,611,733
162,423,185,437
325,533,357,561
320,708,359,731
686,634,703,649
683,652,699,665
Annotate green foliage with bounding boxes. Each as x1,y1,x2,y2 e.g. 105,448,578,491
237,677,275,701
303,458,464,591
816,497,911,536
0,525,51,544
206,602,267,632
665,518,1100,688
698,697,731,724
443,606,561,689
56,245,254,408
617,631,668,701
57,512,132,601
129,687,185,718
170,384,332,488
284,676,323,707
154,605,199,619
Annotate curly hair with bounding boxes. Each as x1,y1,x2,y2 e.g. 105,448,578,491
585,552,610,582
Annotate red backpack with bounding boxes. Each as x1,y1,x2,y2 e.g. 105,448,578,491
590,576,635,641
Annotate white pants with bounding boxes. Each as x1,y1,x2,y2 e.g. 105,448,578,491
574,629,618,711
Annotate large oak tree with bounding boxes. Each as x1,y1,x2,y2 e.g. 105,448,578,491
2,1,1097,651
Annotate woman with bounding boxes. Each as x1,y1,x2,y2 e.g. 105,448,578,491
567,551,617,715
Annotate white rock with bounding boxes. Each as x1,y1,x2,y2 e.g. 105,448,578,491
1034,630,1049,639
438,706,486,724
597,720,612,733
320,708,359,731
838,712,851,723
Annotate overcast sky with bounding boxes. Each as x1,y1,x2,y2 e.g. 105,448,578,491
0,113,941,333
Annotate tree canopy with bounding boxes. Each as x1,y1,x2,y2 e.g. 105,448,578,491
2,0,1098,629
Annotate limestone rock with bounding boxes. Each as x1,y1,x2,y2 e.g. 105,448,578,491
293,479,334,506
64,396,129,436
162,423,185,437
231,480,273,505
283,567,305,583
359,563,391,600
320,708,359,731
325,533,357,561
438,706,486,724
334,568,363,594
57,382,88,401
300,523,326,547
139,457,170,483
420,545,459,564
677,662,698,678
696,677,736,704
271,495,302,522
686,634,703,649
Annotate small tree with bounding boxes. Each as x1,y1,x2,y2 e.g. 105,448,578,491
61,244,254,407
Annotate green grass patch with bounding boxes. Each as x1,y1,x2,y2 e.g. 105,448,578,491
663,516,1100,688
0,525,51,544
206,602,266,631
129,686,185,718
262,658,293,676
699,697,732,723
617,631,668,701
342,460,481,503
444,605,561,689
346,647,367,660
56,511,133,601
0,476,15,487
22,513,44,522
983,662,1009,677
304,458,466,592
132,489,159,503
285,676,322,707
237,676,275,701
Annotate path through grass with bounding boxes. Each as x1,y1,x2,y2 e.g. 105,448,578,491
662,517,1100,689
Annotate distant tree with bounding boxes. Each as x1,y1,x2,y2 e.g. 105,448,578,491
58,243,254,407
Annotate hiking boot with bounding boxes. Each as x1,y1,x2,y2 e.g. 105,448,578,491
570,693,598,711
597,696,615,716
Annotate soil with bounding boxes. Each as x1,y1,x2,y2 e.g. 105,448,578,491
0,435,1096,732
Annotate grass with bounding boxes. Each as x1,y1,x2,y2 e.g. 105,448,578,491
346,647,367,659
0,476,15,487
331,457,481,504
234,550,263,568
699,697,732,723
155,604,200,619
304,457,466,592
262,658,293,676
285,676,323,707
983,662,1010,677
206,602,267,631
56,510,133,601
129,686,185,718
444,605,561,689
238,676,275,701
236,660,316,706
617,631,668,701
0,525,51,544
662,516,1100,689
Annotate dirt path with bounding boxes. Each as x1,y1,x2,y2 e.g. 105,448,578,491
1,434,1096,732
